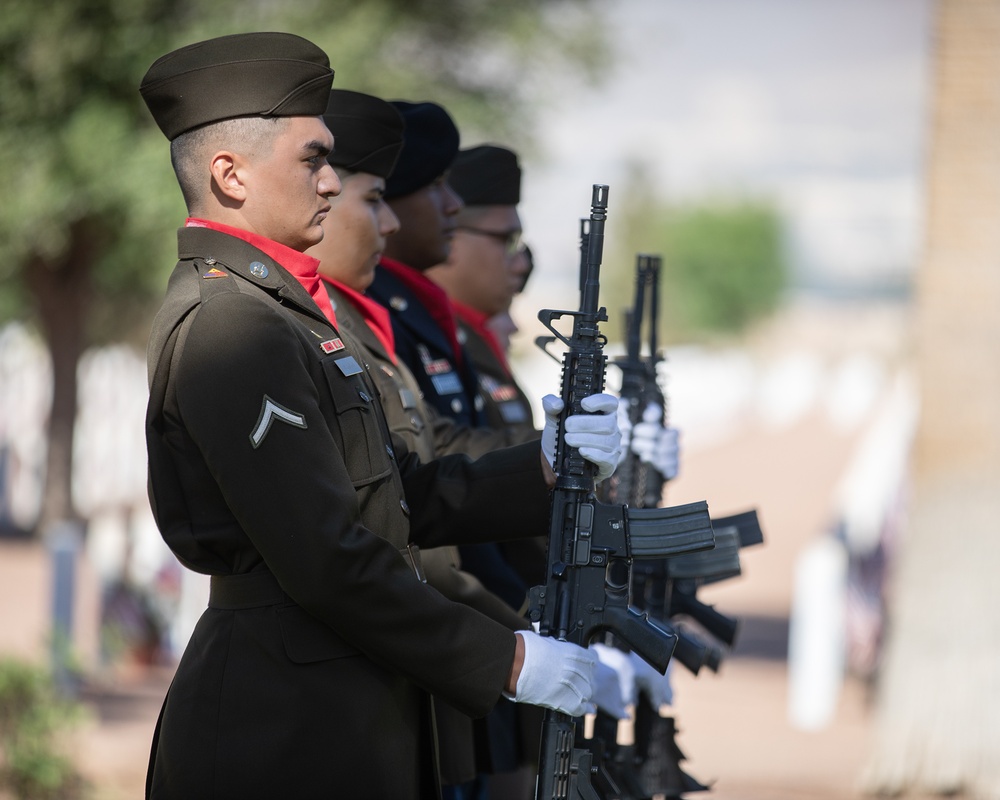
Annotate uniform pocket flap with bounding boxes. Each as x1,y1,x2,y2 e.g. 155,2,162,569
277,605,359,663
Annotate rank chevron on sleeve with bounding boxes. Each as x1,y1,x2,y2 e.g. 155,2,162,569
250,395,308,449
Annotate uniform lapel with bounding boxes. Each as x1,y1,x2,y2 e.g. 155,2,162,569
177,227,335,332
327,286,393,364
369,268,454,358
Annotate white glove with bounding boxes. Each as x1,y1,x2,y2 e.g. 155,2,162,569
630,651,674,710
616,398,634,465
591,642,636,710
507,631,596,717
541,393,623,482
629,403,680,481
590,649,630,719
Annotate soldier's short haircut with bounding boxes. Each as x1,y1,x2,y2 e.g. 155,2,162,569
169,116,288,211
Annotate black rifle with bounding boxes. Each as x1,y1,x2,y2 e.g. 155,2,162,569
631,514,766,799
666,509,766,651
609,254,667,510
530,186,715,800
604,255,769,798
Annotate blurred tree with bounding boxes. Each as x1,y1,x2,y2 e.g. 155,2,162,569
659,201,786,335
0,0,606,535
606,166,787,343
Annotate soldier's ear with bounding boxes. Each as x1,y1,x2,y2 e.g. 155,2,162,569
209,150,248,203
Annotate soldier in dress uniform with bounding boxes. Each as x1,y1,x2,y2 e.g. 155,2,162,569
366,101,489,428
485,242,533,356
357,104,540,795
305,88,533,799
362,106,558,797
421,144,553,798
307,90,629,800
426,145,536,440
438,145,683,503
138,33,627,800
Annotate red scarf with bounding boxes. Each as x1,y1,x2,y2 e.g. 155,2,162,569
451,300,511,378
322,278,397,364
185,218,338,328
379,257,463,367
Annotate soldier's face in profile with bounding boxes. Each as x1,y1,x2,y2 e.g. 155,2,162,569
242,116,341,251
385,175,464,271
448,205,524,317
309,171,400,291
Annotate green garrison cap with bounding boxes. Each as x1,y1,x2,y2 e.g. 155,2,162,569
448,145,522,206
140,32,334,140
323,90,404,180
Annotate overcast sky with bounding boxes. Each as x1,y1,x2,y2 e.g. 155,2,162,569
513,0,934,304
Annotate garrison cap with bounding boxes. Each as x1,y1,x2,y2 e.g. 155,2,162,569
140,32,334,141
323,90,404,180
448,145,522,206
383,101,460,200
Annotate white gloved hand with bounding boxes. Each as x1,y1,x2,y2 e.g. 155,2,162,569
591,642,637,709
590,650,629,719
540,393,623,482
616,398,634,465
630,651,674,710
540,394,563,469
508,631,596,717
629,403,680,480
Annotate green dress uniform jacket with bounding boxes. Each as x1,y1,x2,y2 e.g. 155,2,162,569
368,259,484,427
457,318,536,440
144,227,550,800
455,318,548,770
327,282,531,786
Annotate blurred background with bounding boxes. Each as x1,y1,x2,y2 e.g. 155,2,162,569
2,0,999,798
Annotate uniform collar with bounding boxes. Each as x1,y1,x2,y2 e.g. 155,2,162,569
377,257,463,367
185,218,321,278
177,221,334,331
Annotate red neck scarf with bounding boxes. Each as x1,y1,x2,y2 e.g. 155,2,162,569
379,257,462,367
185,218,338,328
322,278,397,364
451,300,511,378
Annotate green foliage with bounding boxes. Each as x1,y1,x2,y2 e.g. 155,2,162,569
0,0,607,342
0,659,85,800
662,201,787,335
0,0,609,526
607,170,788,342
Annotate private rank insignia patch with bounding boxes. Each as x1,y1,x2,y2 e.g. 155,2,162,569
202,267,229,279
250,395,307,449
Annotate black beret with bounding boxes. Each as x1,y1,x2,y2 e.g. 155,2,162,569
140,32,334,141
383,101,460,200
323,90,404,180
448,145,521,206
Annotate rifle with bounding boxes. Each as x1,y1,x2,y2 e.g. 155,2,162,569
629,514,766,798
666,509,766,650
602,255,770,798
530,185,715,800
609,254,667,510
